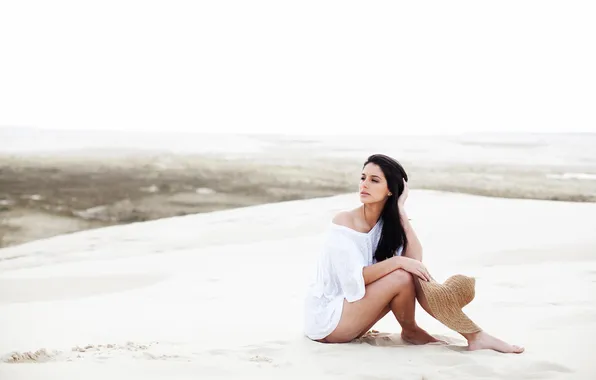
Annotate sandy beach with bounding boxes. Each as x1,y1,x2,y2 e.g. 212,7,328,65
1,131,596,378
1,189,595,379
2,0,595,375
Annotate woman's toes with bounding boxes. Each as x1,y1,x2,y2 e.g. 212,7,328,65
513,345,525,354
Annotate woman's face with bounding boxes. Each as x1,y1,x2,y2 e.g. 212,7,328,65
359,163,391,204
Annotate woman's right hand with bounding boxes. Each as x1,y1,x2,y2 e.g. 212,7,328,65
394,256,432,282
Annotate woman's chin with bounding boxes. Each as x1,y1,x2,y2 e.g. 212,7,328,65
359,195,374,203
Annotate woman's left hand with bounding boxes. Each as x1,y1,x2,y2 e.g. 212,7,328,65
398,178,408,207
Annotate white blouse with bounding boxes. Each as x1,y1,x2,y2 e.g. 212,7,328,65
303,218,403,340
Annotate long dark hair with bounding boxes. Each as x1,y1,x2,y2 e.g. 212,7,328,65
363,154,409,262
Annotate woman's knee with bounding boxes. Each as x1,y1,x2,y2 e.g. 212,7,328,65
386,269,414,288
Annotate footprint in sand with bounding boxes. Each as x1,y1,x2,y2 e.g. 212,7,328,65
249,355,273,363
2,341,174,364
2,348,62,363
240,340,296,367
244,349,277,364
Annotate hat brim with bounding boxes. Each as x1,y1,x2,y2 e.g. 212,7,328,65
417,277,481,334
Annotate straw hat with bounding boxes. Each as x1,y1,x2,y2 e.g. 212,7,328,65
417,274,482,334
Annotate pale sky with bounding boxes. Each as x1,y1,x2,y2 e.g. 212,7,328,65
1,1,595,135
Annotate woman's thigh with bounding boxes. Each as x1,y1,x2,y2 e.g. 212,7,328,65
355,305,391,339
323,269,413,343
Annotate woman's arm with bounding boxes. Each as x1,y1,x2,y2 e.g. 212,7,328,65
362,255,431,285
397,179,423,262
362,257,401,285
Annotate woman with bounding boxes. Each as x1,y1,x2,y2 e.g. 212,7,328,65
303,154,524,353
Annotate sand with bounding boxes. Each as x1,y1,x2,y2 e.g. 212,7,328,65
0,190,595,379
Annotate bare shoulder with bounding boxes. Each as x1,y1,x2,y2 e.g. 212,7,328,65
331,210,357,229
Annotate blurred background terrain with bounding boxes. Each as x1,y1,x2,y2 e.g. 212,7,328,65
1,127,595,248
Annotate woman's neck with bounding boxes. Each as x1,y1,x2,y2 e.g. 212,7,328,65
360,203,385,228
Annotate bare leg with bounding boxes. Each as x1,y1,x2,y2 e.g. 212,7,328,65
323,269,438,344
413,278,524,353
391,272,440,345
355,305,390,339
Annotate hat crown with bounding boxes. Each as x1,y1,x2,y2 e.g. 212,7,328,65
444,275,476,307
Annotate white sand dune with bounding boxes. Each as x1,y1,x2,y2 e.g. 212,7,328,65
1,190,595,379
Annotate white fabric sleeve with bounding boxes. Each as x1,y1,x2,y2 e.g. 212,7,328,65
328,233,366,303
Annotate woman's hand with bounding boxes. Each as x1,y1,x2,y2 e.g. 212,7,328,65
398,178,408,207
394,256,432,282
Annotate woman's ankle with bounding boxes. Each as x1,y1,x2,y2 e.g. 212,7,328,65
460,330,483,342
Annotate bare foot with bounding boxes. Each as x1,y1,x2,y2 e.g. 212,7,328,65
401,327,442,345
467,331,524,354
